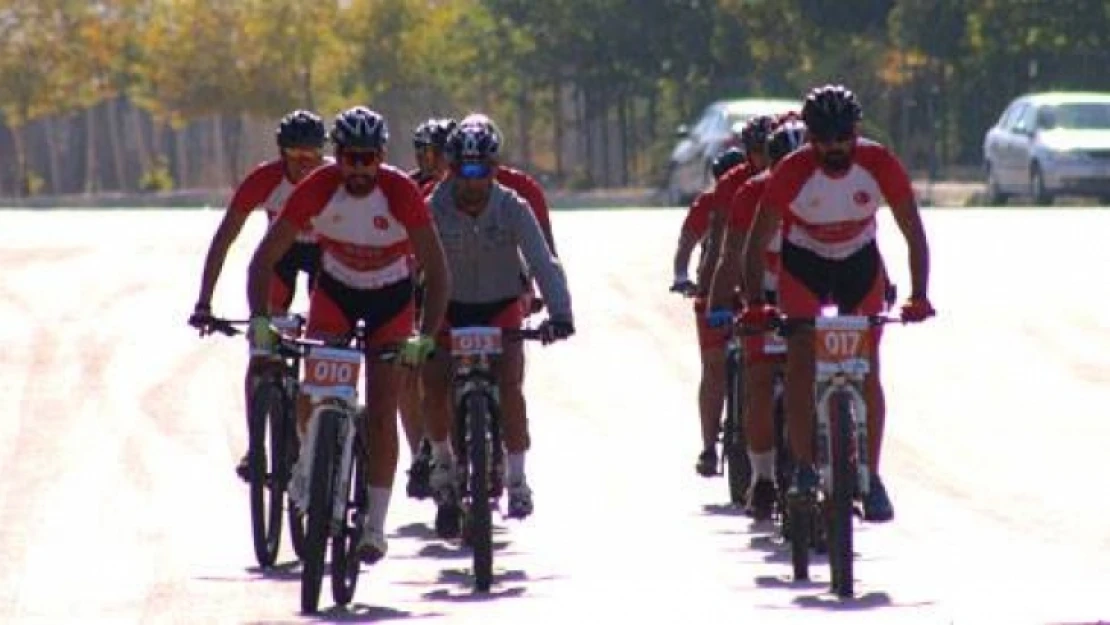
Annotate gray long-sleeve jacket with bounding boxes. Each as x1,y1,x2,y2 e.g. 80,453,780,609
428,179,572,321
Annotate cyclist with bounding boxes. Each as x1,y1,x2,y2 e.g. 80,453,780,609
410,117,457,190
403,117,458,501
668,147,744,478
187,109,328,481
732,84,934,522
423,121,574,536
705,118,807,519
671,114,776,478
245,105,451,563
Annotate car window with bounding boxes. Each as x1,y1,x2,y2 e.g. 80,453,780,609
1012,105,1037,135
996,102,1021,129
692,108,717,137
1051,102,1110,130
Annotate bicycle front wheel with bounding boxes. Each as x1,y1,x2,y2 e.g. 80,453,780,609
723,346,750,504
248,378,286,568
465,392,493,592
301,408,341,614
331,432,367,606
829,390,856,598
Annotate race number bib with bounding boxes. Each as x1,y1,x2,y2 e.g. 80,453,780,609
302,346,362,400
814,316,870,377
450,327,503,357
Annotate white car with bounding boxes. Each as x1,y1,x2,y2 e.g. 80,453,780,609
982,92,1110,205
665,97,798,205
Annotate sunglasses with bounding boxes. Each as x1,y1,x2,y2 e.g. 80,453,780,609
457,162,493,180
282,147,323,161
340,150,382,167
812,129,855,144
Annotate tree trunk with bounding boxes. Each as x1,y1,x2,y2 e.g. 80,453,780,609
129,101,154,189
599,94,611,187
211,115,229,188
517,88,532,171
553,80,564,182
105,96,126,190
172,123,187,189
43,121,62,195
12,123,27,197
84,105,98,194
618,93,629,186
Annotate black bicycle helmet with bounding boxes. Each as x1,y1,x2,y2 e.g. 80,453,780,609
414,117,458,150
802,84,862,139
276,109,326,148
330,106,389,149
711,147,745,180
740,115,776,152
446,122,500,162
767,120,807,164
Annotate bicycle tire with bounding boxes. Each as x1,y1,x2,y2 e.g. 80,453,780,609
301,408,340,614
248,378,286,568
788,495,811,581
287,414,307,560
723,346,750,504
829,390,856,598
331,430,366,606
465,391,494,592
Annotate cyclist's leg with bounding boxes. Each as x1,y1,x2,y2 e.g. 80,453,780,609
267,243,300,316
832,242,893,521
358,278,416,559
693,298,728,475
832,242,887,474
398,275,426,455
778,242,826,474
743,344,780,517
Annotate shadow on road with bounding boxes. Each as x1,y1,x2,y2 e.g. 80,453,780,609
307,603,442,622
702,502,747,517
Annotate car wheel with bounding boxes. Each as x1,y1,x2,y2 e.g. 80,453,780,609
1030,164,1053,205
985,163,1008,206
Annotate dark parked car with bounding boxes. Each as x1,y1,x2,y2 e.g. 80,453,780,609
665,97,797,205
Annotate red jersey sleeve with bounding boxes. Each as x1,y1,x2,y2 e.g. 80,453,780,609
228,160,284,216
855,142,915,207
496,167,551,232
727,175,768,231
681,191,714,238
277,164,342,229
379,165,433,230
762,148,817,216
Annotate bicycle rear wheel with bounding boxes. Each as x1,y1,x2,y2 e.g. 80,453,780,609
301,409,340,614
331,432,366,606
248,378,286,568
829,390,856,598
465,392,493,592
723,346,750,504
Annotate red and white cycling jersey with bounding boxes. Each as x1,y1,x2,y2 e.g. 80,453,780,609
229,158,333,243
762,140,913,259
728,171,781,291
277,163,430,290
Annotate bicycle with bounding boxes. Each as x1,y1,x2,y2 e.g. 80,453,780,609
446,325,548,593
284,322,400,613
204,314,308,569
781,312,898,598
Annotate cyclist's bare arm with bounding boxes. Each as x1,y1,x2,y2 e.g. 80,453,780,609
741,202,781,306
672,228,700,283
409,224,451,337
247,218,298,316
696,210,726,294
707,226,746,312
195,209,250,307
888,197,931,299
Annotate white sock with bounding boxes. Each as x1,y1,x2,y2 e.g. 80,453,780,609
507,452,526,484
367,486,392,532
748,450,776,482
431,439,453,465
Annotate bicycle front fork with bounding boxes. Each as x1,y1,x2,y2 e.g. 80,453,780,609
814,377,870,497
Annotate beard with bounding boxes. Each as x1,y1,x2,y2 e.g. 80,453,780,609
455,186,488,211
344,174,373,197
820,149,852,174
